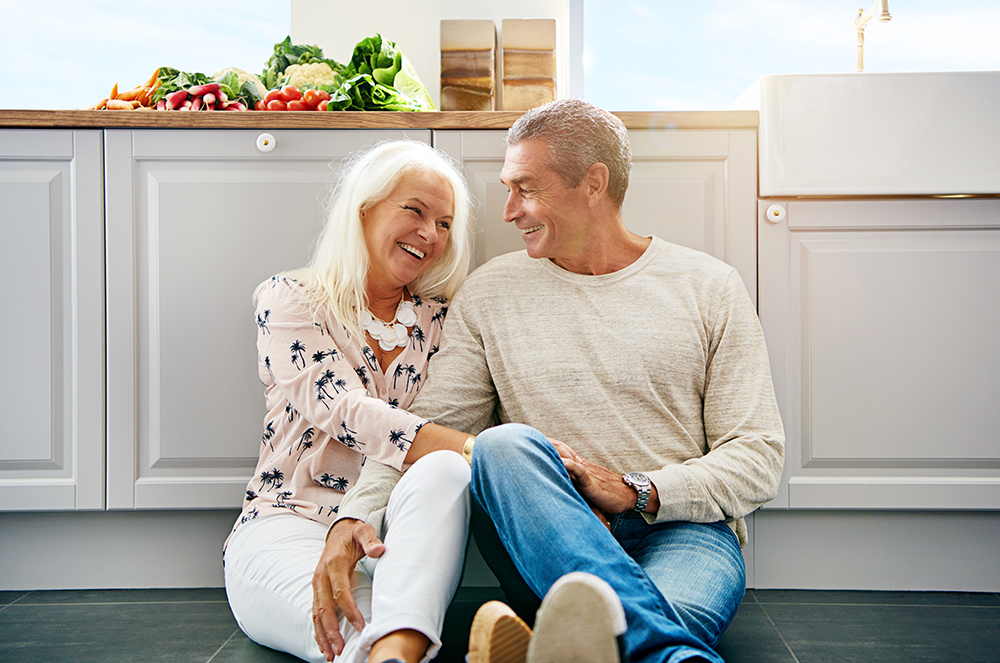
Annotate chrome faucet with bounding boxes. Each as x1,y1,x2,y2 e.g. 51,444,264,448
855,0,892,72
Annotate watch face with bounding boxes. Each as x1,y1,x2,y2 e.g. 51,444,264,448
624,472,650,488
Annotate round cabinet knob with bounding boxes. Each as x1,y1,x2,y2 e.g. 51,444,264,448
765,204,787,223
256,133,276,153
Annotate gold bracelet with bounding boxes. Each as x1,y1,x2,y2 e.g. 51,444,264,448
462,436,476,465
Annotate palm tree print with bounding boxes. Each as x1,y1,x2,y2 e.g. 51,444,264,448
337,420,363,449
411,294,423,307
290,340,307,369
318,473,335,487
312,350,327,364
428,345,439,359
431,308,447,329
431,295,448,304
404,364,417,391
259,468,284,491
332,476,349,491
261,421,276,450
292,427,315,457
264,356,274,380
355,366,370,387
388,429,411,451
313,321,326,336
392,363,405,389
362,345,379,371
388,397,399,407
315,374,334,409
285,403,296,422
334,377,347,393
410,324,425,351
245,489,257,502
327,348,341,361
409,371,422,392
256,310,271,334
296,438,314,461
241,506,259,523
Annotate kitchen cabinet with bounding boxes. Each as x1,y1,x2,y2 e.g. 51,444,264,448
104,128,429,509
1,110,762,591
758,197,1000,510
0,130,105,511
435,128,758,301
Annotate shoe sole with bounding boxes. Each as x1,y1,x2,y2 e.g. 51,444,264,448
527,572,626,663
468,600,532,663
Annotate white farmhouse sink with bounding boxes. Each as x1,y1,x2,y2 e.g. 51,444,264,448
738,72,1000,197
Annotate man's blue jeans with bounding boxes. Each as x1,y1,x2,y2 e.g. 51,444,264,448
470,424,745,663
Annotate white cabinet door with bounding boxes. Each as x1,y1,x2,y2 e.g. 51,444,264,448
105,129,429,509
0,130,105,511
435,129,758,303
758,198,1000,509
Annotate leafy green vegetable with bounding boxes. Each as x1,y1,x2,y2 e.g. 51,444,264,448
323,34,435,112
261,36,345,90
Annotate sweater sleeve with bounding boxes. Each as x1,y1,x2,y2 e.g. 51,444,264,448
335,460,402,533
409,285,499,433
256,278,426,470
647,270,785,525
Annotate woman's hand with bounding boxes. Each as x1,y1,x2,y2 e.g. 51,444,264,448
550,438,658,516
311,519,386,661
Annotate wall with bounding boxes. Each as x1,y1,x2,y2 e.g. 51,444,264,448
290,0,571,108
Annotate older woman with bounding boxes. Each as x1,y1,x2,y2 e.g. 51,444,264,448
224,140,476,663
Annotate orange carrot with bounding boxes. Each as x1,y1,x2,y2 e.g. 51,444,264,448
117,86,143,102
106,99,133,110
109,82,119,99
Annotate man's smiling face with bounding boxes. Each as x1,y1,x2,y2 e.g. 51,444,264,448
500,139,595,267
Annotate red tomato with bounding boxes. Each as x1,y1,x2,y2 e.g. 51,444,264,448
264,89,283,104
303,89,331,109
266,99,287,111
286,99,309,111
280,86,302,103
318,99,329,111
254,100,267,111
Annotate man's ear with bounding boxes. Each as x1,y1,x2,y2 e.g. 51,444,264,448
583,162,610,207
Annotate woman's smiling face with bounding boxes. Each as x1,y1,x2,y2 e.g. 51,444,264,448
362,169,454,291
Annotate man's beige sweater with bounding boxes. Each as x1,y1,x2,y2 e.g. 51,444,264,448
339,237,784,546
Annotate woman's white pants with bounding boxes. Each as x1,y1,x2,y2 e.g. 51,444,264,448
224,451,471,663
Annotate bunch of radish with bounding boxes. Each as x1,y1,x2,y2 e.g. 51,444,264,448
156,83,248,111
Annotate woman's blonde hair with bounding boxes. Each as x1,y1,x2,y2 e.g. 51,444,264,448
257,140,473,344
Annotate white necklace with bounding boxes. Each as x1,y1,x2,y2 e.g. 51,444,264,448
362,297,417,351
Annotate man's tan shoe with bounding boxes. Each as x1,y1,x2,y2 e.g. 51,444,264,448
527,572,627,663
468,600,533,663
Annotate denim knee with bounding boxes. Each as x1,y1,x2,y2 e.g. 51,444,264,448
473,423,548,471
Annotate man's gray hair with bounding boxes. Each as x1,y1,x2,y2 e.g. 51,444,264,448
507,98,632,208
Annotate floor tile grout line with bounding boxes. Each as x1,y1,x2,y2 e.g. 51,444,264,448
2,599,231,607
756,602,801,663
751,602,1000,609
205,627,242,663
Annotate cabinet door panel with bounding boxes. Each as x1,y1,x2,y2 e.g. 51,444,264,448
0,130,105,510
758,198,1000,509
106,129,429,509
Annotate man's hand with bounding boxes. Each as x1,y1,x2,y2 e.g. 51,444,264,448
550,438,658,515
311,519,386,661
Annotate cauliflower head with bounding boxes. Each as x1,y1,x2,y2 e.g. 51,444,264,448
212,67,268,98
283,62,338,88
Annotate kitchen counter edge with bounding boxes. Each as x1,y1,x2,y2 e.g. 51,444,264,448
0,109,758,131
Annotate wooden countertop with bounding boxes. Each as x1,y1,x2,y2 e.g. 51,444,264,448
0,109,758,131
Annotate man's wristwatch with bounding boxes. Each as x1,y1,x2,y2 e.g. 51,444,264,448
622,472,652,513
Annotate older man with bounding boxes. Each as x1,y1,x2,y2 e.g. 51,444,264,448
324,99,784,663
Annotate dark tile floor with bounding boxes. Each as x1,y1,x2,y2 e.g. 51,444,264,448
1,587,998,662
